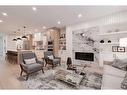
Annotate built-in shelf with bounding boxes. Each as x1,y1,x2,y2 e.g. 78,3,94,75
48,45,53,46
99,43,119,45
59,39,66,41
98,31,127,36
47,47,53,49
47,41,53,51
59,44,66,46
59,28,66,50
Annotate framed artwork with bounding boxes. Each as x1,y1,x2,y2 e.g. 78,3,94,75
112,46,125,52
117,46,125,52
112,46,118,52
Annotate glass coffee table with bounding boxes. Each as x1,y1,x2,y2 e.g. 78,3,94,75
55,69,84,88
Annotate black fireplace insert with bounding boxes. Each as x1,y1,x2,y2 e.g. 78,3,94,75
75,52,94,61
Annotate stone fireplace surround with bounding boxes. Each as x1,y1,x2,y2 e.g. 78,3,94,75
72,27,100,66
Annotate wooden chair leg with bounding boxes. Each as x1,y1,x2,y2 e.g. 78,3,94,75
52,64,54,69
20,70,23,76
42,68,44,73
45,63,47,67
26,74,29,81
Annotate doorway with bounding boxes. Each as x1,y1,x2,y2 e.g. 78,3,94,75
0,36,4,56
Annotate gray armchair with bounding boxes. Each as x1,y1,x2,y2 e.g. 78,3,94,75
20,52,44,80
44,51,61,68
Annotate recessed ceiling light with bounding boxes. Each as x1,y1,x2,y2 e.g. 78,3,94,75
2,12,8,16
78,14,82,18
32,7,37,11
0,20,3,22
57,21,61,24
42,26,46,29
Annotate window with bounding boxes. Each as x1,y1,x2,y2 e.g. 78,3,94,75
119,38,127,47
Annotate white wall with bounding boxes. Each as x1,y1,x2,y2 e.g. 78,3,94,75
6,34,17,51
66,10,127,66
0,32,6,56
66,27,73,58
33,32,42,41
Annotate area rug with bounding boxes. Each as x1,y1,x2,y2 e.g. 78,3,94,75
80,72,102,89
18,66,102,90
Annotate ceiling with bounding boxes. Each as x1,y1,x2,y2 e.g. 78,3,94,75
0,6,127,34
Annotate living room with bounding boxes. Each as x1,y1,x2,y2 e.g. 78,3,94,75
0,5,127,91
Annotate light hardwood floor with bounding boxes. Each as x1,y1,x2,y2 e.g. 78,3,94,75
0,58,23,89
0,57,103,89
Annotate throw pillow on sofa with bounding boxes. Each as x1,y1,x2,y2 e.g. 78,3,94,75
48,55,54,60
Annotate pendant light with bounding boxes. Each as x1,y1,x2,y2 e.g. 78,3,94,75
16,29,21,41
17,37,22,40
13,31,17,41
22,26,27,39
22,35,27,39
13,38,17,41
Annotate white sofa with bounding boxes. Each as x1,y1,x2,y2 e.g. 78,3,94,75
101,65,126,89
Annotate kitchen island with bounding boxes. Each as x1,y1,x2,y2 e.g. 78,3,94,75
6,50,46,64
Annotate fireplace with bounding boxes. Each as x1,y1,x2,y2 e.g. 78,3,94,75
75,52,94,61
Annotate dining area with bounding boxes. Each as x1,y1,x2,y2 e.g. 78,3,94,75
5,49,45,65
6,50,18,64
